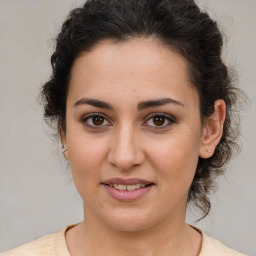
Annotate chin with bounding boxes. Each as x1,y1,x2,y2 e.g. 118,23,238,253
101,209,157,232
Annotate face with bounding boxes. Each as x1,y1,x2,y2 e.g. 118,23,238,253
62,38,207,232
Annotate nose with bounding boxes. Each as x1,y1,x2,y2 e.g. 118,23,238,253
107,124,145,171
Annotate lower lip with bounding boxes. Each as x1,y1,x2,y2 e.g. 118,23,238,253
103,184,154,202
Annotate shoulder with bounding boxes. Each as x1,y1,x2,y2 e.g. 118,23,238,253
0,224,75,256
200,232,247,256
0,233,57,256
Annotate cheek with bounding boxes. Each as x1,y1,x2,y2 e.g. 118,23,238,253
67,127,109,168
148,131,201,189
67,135,109,195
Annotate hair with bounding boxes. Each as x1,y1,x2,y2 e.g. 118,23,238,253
41,0,242,219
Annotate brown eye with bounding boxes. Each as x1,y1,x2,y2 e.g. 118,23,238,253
143,113,176,129
153,116,165,126
92,115,104,126
81,113,111,129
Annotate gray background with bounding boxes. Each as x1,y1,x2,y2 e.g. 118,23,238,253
0,0,255,255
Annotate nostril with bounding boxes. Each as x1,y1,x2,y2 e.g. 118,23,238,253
107,148,145,171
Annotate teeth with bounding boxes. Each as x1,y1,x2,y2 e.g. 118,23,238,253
109,184,149,191
127,185,136,191
118,185,126,191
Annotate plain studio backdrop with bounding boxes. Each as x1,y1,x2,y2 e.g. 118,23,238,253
0,0,255,255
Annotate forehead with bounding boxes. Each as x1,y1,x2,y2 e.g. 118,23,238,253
68,38,199,107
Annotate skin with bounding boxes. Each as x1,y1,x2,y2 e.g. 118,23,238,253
61,38,226,256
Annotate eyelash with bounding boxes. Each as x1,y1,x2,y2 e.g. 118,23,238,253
80,113,176,130
142,113,176,129
81,113,112,130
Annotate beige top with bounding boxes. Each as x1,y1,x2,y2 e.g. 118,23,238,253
1,224,246,256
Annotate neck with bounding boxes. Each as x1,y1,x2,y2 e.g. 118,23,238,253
66,211,201,256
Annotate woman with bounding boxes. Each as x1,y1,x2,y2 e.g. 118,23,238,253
2,0,247,255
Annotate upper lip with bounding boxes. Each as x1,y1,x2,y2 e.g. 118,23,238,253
102,178,153,185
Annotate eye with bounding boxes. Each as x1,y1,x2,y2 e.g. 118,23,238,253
143,113,176,129
81,113,112,129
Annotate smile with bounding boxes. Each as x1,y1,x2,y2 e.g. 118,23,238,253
107,184,147,191
101,178,154,201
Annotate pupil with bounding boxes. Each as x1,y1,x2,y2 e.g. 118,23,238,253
93,116,104,125
153,116,165,126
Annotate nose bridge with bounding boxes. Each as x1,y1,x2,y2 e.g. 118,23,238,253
108,122,144,170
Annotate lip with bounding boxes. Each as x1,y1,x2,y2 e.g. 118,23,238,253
101,178,154,202
102,178,153,185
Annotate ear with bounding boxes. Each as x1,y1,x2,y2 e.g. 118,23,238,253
60,129,69,160
199,99,226,159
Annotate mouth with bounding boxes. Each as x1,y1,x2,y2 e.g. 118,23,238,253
101,178,154,201
103,183,152,191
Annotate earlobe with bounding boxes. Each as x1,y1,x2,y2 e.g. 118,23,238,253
199,99,226,159
60,129,69,160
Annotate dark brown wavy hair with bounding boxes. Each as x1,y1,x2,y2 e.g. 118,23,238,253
41,0,242,219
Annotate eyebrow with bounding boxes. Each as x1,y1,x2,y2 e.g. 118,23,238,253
74,98,113,109
138,98,184,110
73,97,184,110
